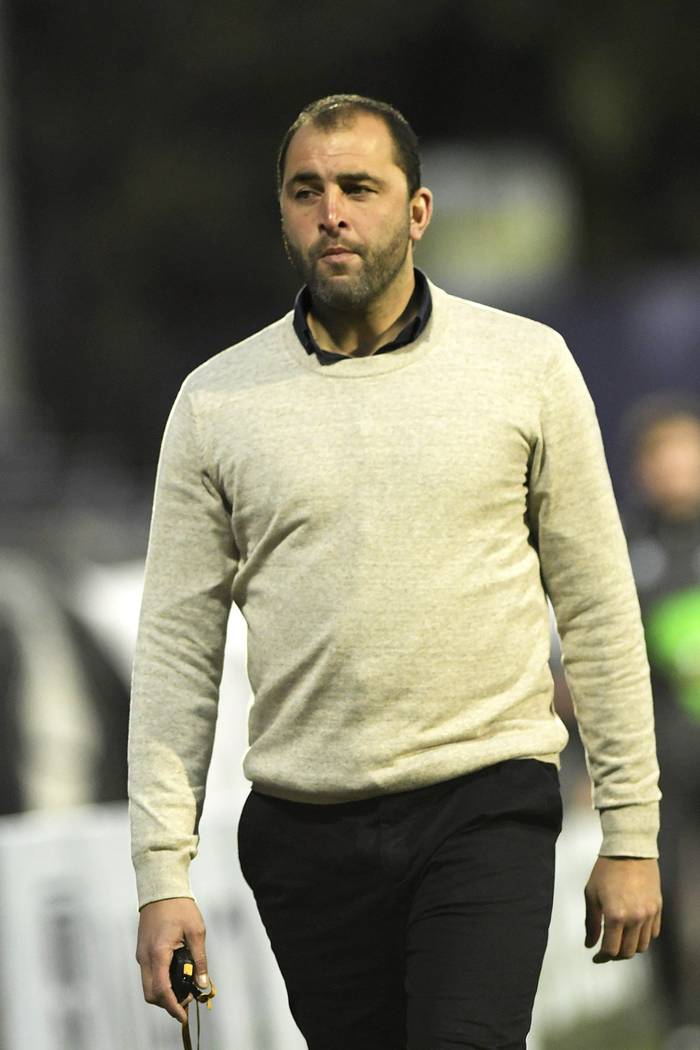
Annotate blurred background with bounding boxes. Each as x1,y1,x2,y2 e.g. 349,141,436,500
0,2,699,1048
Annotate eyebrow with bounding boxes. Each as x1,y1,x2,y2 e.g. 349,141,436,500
287,170,386,189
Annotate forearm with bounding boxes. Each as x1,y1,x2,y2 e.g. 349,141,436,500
550,537,660,854
528,335,660,855
128,658,221,906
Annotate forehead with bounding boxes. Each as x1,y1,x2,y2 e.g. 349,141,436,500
284,112,399,179
640,418,700,454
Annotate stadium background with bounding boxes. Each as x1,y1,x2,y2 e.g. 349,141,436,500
0,3,698,1048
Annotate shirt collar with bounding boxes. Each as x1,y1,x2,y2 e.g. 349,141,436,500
292,268,432,366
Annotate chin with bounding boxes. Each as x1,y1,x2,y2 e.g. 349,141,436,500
316,286,370,311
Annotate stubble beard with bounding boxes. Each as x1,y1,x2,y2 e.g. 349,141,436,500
283,217,412,312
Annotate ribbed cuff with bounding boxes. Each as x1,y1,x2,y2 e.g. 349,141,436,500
133,849,195,910
598,801,660,858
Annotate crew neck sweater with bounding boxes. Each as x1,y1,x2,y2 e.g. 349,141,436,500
128,279,660,908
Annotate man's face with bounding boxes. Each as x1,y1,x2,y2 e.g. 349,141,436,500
280,113,416,312
636,417,700,517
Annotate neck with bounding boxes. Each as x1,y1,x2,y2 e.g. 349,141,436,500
307,261,417,358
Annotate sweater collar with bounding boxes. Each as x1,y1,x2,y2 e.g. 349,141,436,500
292,268,432,366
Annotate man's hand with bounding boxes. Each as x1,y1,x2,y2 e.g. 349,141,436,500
136,897,209,1023
584,856,662,963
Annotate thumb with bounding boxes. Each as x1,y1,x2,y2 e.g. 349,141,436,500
194,953,209,989
186,929,209,989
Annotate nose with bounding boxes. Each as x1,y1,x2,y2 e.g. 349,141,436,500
318,187,347,236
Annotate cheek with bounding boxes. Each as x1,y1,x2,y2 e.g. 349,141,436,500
282,217,313,253
282,205,313,233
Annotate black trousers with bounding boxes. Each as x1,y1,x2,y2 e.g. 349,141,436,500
237,758,562,1050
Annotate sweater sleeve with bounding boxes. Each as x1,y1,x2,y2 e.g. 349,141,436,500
128,382,238,908
527,334,660,858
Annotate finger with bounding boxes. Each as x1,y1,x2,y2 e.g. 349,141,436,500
616,921,644,960
584,895,602,948
157,986,188,1024
636,916,655,954
138,955,154,1004
148,949,188,1024
153,979,188,1024
593,917,623,963
652,904,662,940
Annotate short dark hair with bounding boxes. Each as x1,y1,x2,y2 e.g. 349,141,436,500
620,390,700,460
616,390,700,497
277,94,421,198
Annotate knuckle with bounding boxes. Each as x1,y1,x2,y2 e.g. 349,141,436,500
148,941,171,962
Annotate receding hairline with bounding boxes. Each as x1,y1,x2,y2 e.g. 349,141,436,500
277,96,421,198
281,109,406,187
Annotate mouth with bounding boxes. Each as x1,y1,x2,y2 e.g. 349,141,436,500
319,247,358,260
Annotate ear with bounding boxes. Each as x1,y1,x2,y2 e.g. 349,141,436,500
409,187,433,244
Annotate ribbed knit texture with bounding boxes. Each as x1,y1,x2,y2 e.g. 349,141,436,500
128,281,660,908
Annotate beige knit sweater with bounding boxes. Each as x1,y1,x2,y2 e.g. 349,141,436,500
128,280,660,908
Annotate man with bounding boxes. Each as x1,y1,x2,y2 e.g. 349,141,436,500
129,94,662,1050
619,395,700,1045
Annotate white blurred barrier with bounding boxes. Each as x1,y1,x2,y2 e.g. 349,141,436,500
0,797,650,1050
0,796,306,1050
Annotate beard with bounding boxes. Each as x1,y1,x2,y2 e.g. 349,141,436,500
282,215,412,312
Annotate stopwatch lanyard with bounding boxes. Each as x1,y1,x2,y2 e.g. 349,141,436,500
180,981,217,1050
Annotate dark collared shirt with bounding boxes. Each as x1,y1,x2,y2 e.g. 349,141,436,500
292,268,433,366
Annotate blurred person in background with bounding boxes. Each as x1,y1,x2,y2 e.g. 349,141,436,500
0,421,131,815
0,548,129,813
129,94,662,1050
620,393,700,1047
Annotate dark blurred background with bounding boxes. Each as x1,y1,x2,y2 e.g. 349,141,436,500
1,3,699,1048
2,1,698,491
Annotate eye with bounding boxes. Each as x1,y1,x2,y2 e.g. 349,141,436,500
346,185,373,196
294,189,317,200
